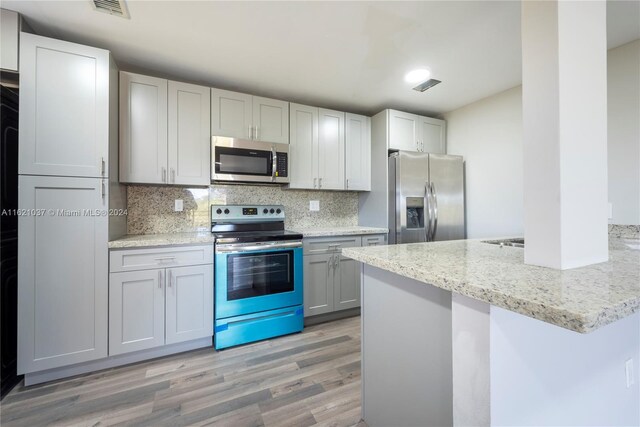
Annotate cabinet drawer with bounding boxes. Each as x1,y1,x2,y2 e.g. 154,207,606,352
110,245,213,273
362,234,387,247
303,236,362,255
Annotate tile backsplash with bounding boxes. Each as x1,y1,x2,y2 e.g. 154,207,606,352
126,184,359,234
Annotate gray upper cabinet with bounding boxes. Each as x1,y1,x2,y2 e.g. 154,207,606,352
318,109,345,190
388,109,446,154
290,104,363,191
345,113,371,191
120,72,168,184
419,116,446,154
210,88,252,139
18,175,108,373
211,88,289,144
168,81,211,186
289,103,319,189
252,96,289,144
19,33,111,178
1,9,20,71
120,72,210,186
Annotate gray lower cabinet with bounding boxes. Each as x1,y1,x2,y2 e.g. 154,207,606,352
109,246,213,356
303,234,386,317
109,269,165,355
304,253,334,316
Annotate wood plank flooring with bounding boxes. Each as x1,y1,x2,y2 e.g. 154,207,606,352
0,316,363,427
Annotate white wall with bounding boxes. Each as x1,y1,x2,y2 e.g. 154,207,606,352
608,40,640,225
444,40,640,237
490,307,640,426
444,86,524,238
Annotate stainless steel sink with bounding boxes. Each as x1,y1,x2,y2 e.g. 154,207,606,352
482,238,525,248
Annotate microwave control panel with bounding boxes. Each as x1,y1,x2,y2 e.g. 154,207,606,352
276,153,288,177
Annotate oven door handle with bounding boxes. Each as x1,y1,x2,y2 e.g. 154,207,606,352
215,241,303,254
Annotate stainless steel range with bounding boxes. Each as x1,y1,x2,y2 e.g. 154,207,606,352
211,205,304,350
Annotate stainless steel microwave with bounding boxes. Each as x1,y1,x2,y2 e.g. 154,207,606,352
211,136,290,184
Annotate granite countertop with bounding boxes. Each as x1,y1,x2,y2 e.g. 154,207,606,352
109,232,215,249
288,226,389,238
342,237,640,333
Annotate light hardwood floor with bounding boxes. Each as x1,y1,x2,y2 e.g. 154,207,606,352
0,316,363,427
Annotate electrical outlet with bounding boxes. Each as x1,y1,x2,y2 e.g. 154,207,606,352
174,199,183,212
626,359,634,388
309,200,320,212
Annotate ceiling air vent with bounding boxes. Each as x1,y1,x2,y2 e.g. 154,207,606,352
91,0,129,18
412,79,441,92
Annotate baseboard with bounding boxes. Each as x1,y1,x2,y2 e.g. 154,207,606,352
24,337,213,386
304,308,361,326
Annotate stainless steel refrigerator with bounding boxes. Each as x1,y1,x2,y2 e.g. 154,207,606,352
388,151,464,244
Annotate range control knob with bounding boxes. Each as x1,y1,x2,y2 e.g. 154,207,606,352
224,209,230,214
216,208,222,215
276,208,282,214
263,208,268,214
270,208,275,214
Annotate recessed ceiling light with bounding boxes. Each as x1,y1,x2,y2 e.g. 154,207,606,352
404,68,431,84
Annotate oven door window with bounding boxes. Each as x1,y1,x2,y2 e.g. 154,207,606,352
227,250,293,300
215,146,272,177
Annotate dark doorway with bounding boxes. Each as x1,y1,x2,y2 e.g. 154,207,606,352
1,83,21,399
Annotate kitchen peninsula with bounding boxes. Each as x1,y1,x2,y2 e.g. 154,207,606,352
343,232,640,426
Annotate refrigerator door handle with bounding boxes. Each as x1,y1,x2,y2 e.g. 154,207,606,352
430,182,439,240
424,181,432,242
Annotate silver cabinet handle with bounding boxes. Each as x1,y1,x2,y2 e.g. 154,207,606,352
346,178,349,189
171,168,175,183
162,167,166,183
424,181,432,242
168,270,173,288
313,178,317,188
158,270,162,288
430,182,438,240
328,255,333,276
101,157,106,176
248,125,253,139
417,141,420,151
101,180,106,203
319,177,322,188
333,254,339,270
255,126,259,141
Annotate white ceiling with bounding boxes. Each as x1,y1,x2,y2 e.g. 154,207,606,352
3,1,639,116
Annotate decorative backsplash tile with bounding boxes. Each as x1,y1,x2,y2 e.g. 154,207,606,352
127,184,359,235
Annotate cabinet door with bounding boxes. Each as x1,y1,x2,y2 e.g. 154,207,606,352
18,176,108,373
345,113,371,191
252,96,289,144
318,108,345,190
109,269,165,355
289,103,318,189
119,72,168,184
211,88,252,139
19,33,109,177
168,81,211,186
165,265,213,344
303,254,334,317
419,116,446,154
388,109,420,152
334,255,361,311
1,9,19,71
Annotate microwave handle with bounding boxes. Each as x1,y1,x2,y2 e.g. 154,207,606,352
272,147,277,182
